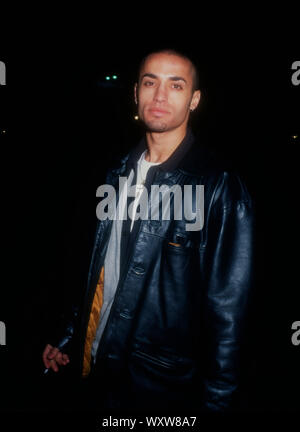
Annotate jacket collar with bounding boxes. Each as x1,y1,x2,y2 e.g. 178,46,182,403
112,128,217,179
126,128,195,173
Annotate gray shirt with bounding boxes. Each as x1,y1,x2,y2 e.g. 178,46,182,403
90,169,134,361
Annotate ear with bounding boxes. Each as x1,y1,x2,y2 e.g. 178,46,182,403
134,83,138,105
190,90,201,111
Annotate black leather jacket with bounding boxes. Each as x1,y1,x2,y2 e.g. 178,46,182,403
52,130,255,413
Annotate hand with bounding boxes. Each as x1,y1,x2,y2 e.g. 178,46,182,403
42,344,70,372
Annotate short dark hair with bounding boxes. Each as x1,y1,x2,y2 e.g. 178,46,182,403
137,48,200,92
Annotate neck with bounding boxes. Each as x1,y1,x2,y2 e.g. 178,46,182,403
145,126,188,163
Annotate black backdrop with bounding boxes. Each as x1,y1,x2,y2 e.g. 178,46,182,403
0,29,299,425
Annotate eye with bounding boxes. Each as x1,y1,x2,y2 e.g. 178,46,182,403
172,83,183,90
144,81,154,87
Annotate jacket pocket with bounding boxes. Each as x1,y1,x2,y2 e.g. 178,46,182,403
168,241,181,247
165,231,197,254
165,240,191,255
132,349,180,370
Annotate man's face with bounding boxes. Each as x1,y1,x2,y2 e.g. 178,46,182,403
135,53,200,133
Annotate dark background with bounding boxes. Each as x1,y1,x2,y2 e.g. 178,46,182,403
0,27,299,423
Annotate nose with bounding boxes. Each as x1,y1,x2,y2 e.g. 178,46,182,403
154,83,167,103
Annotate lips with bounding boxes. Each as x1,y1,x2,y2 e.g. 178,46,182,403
149,107,170,117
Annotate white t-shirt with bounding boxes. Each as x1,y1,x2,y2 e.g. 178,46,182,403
130,150,161,231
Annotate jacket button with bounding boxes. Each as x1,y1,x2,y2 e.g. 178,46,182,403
176,234,187,245
133,265,145,275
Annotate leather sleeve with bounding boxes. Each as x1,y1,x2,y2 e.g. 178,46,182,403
200,172,255,412
48,304,80,354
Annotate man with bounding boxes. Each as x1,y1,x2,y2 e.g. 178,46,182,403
43,49,255,414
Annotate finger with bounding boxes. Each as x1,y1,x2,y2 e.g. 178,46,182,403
62,354,70,365
44,344,53,357
43,344,53,368
47,347,59,360
43,357,51,369
55,352,64,365
49,358,59,372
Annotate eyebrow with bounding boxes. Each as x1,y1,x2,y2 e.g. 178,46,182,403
141,73,187,84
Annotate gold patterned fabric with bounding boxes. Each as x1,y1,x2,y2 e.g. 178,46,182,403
82,266,104,377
